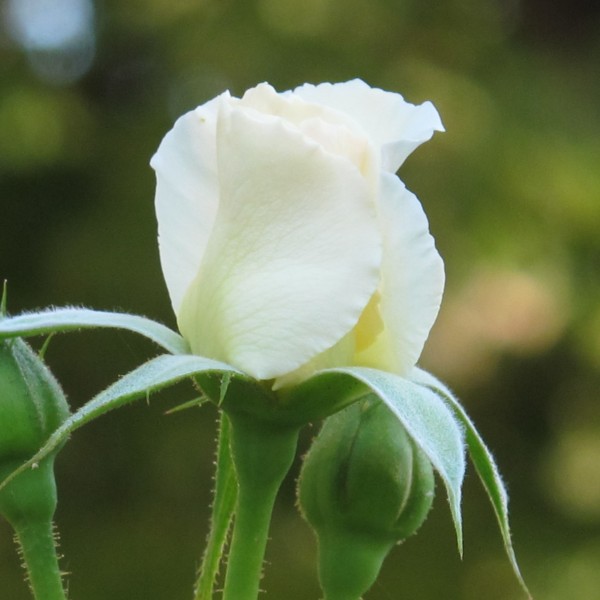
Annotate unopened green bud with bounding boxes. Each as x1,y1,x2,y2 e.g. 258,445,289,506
298,396,434,600
0,335,70,600
0,337,69,525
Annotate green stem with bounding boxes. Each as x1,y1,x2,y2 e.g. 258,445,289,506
194,413,237,600
1,458,67,600
222,485,278,600
222,413,299,600
15,519,67,600
318,529,391,600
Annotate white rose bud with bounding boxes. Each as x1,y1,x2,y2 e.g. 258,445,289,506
151,79,444,386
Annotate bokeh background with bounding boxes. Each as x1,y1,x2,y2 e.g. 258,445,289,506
1,0,599,598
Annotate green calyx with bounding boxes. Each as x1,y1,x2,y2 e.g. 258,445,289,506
0,338,69,471
298,396,435,600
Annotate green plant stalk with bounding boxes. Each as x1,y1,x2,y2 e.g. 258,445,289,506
318,529,393,600
221,483,279,600
194,413,237,600
1,459,67,600
222,413,299,600
14,518,67,600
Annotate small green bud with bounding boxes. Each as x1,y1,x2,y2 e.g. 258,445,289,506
0,337,69,526
0,335,70,600
298,396,435,600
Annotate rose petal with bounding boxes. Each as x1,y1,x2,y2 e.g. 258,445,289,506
177,104,382,379
354,173,444,374
150,94,226,314
240,83,376,179
293,79,444,172
272,331,356,390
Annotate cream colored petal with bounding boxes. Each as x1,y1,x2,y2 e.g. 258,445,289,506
355,173,444,374
177,105,382,380
239,82,352,134
240,83,376,178
238,82,325,123
272,330,356,390
150,94,227,314
293,79,444,172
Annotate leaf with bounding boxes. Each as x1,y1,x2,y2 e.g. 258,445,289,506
325,367,466,555
411,368,532,598
0,307,189,355
0,354,243,494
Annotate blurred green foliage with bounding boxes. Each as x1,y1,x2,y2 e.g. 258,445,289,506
1,0,599,598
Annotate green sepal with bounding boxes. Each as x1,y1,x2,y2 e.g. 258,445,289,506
290,366,466,553
1,281,7,317
411,368,532,598
0,354,243,494
0,307,189,355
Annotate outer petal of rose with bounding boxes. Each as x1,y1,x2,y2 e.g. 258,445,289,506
354,173,444,374
293,79,444,172
150,94,226,315
177,105,382,380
